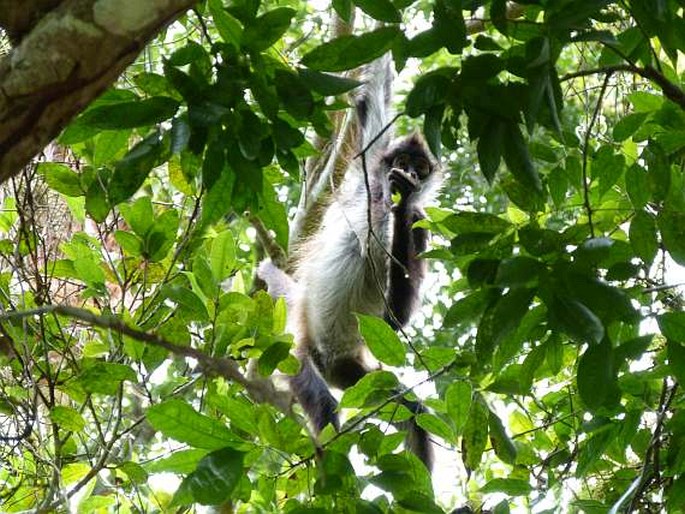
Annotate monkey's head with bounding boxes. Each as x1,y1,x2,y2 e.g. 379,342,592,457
383,133,441,201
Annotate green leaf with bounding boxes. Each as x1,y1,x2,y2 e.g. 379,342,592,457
118,461,148,484
461,394,489,472
301,26,401,72
76,362,136,395
658,209,685,266
441,211,512,235
242,8,295,51
275,69,314,119
546,295,604,344
488,410,517,465
119,196,154,236
445,381,472,435
297,68,362,96
477,119,505,182
109,132,163,206
257,180,289,250
37,163,84,197
625,164,650,209
208,0,242,48
145,449,209,474
353,0,401,23
577,339,620,412
502,122,542,192
659,312,685,343
371,453,434,502
667,340,685,385
79,97,179,130
495,256,543,287
164,285,210,321
613,111,648,141
183,447,245,505
630,210,658,265
257,341,292,376
210,230,236,283
50,406,86,432
406,69,452,117
416,413,455,443
147,399,244,450
145,209,179,262
576,428,614,477
481,478,532,495
357,314,405,366
114,230,143,256
340,371,398,409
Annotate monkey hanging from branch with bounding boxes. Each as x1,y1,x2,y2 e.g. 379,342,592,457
258,53,442,469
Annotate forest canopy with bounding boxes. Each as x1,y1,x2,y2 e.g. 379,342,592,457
1,1,685,513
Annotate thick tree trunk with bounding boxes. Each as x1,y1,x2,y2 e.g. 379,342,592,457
0,0,196,182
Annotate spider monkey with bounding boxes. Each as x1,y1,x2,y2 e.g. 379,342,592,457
259,55,441,468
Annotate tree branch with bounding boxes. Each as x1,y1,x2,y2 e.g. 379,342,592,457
0,304,293,413
0,0,196,182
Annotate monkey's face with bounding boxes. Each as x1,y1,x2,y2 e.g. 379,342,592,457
388,153,432,197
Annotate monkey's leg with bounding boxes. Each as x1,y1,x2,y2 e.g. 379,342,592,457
327,356,433,469
290,353,340,433
398,397,433,469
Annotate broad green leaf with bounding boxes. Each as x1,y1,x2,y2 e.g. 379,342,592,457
630,210,658,265
357,314,405,366
147,399,245,450
183,447,245,505
145,449,209,474
37,163,84,197
332,0,352,21
76,362,136,395
546,295,604,344
164,285,210,321
481,478,532,495
301,26,401,72
488,410,517,464
416,412,455,443
145,209,179,262
257,341,292,376
92,130,130,166
118,462,148,484
109,133,163,206
625,163,650,209
275,70,314,119
61,462,90,486
119,196,154,236
503,122,542,192
272,118,304,150
576,428,614,477
462,394,489,472
297,68,362,96
353,0,401,23
50,406,86,432
208,0,242,48
613,111,649,141
340,371,398,409
113,230,143,256
667,340,685,385
242,8,295,51
406,69,452,117
210,230,236,283
577,339,620,411
371,453,434,501
658,210,685,266
495,256,543,287
78,97,179,130
257,181,289,250
441,211,512,235
659,312,685,343
445,381,472,434
477,119,505,182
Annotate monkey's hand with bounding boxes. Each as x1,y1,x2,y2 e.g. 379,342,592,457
389,167,419,199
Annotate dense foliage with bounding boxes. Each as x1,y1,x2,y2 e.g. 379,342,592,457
1,1,685,512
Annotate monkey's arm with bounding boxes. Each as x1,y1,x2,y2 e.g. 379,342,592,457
384,202,427,330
